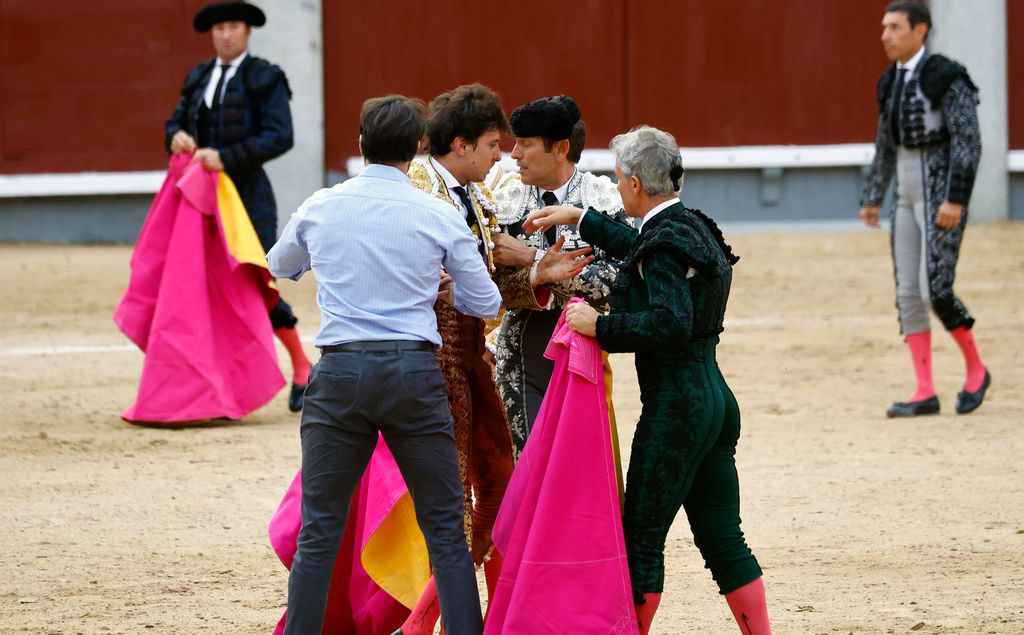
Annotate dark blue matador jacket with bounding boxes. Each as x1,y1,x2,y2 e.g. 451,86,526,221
164,55,293,253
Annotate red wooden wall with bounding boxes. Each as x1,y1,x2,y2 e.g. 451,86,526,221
323,0,891,171
626,0,887,146
322,0,628,172
1,0,1017,175
1010,0,1023,149
0,0,211,174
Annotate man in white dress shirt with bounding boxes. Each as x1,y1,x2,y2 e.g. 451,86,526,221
268,95,501,635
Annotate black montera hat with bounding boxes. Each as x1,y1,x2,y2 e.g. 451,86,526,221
193,2,266,33
509,95,581,141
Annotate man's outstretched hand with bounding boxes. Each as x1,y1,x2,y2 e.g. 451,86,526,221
523,204,584,235
534,235,594,285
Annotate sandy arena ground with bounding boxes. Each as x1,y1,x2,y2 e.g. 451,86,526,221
1,222,1022,634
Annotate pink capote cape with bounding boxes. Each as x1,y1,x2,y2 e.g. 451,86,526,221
485,300,638,634
114,154,284,422
269,436,429,634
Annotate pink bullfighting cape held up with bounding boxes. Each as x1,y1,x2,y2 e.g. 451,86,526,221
114,154,284,423
486,299,638,634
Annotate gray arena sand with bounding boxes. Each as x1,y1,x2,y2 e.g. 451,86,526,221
1,223,1022,633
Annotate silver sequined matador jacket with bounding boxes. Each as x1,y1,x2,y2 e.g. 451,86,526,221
491,169,629,457
860,51,981,333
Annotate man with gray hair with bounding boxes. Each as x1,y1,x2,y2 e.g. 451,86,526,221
524,125,771,634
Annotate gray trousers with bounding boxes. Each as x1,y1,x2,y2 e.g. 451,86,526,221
284,345,482,635
521,308,560,430
893,148,932,335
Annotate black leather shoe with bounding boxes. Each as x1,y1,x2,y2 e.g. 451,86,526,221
886,395,940,418
288,383,307,412
956,369,991,414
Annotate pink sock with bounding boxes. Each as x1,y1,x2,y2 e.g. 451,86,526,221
400,576,440,635
274,327,311,385
949,326,986,392
484,549,503,605
634,592,662,635
724,577,772,635
905,331,935,402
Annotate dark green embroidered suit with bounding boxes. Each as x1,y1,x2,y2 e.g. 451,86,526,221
580,202,762,602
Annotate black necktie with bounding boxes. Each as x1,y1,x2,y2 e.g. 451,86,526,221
212,63,231,110
541,191,559,247
451,186,476,229
890,67,907,146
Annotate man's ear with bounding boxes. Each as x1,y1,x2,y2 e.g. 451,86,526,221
631,175,643,195
453,136,470,157
914,22,929,41
358,134,363,156
554,138,570,158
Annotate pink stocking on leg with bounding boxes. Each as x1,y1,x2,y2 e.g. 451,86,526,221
635,592,662,635
905,331,935,402
484,549,502,604
274,326,311,385
400,576,440,635
725,577,771,635
949,326,986,392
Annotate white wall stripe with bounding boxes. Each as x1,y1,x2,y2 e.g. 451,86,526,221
347,144,882,178
5,146,1019,200
0,171,166,198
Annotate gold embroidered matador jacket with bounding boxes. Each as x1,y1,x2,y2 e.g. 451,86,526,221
407,158,544,557
491,169,628,457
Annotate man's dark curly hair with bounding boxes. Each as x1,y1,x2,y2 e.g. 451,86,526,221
426,83,511,157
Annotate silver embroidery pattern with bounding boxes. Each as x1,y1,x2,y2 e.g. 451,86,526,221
862,76,981,333
492,170,630,458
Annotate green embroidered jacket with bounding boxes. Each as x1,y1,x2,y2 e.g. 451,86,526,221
579,202,739,357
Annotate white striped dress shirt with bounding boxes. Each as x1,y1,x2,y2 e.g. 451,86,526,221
267,164,502,347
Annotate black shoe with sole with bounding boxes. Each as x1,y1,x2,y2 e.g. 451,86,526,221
886,395,940,418
956,369,991,415
288,383,307,413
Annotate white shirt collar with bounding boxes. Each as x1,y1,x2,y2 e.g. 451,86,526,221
429,156,464,192
899,46,925,74
639,198,678,231
540,169,576,204
217,50,249,68
204,51,249,108
429,156,473,218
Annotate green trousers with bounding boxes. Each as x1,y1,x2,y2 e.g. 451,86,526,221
623,337,762,602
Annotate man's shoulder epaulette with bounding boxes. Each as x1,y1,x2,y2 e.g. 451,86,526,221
919,53,977,104
492,172,529,224
632,206,738,271
244,56,292,99
407,159,436,195
577,171,623,213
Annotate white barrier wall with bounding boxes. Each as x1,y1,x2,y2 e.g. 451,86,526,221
250,0,325,233
930,0,1009,221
